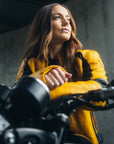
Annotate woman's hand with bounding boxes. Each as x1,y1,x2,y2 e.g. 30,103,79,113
45,68,72,90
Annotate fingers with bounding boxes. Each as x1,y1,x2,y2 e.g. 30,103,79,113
52,68,66,84
45,68,72,90
56,68,68,83
45,74,58,89
65,72,72,78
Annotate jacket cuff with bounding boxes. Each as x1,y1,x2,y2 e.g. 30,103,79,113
30,65,66,84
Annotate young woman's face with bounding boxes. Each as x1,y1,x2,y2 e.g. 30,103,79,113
51,5,72,43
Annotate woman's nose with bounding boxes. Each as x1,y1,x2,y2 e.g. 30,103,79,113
62,18,69,26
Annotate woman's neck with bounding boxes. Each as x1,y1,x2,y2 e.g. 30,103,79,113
49,41,63,59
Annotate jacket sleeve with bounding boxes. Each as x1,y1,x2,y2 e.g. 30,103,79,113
30,51,108,102
16,57,38,82
16,58,28,82
81,50,107,84
17,50,108,107
50,51,108,103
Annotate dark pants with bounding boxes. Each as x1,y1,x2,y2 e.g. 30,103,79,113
64,132,92,144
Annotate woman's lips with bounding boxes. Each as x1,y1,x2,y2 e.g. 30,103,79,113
61,28,69,33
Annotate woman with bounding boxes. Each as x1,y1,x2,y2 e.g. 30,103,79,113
16,3,108,144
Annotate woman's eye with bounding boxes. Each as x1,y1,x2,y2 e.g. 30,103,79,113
67,18,71,22
52,16,61,19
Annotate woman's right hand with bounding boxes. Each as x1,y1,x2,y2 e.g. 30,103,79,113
45,68,72,90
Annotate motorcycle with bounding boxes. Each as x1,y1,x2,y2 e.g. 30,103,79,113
0,76,114,144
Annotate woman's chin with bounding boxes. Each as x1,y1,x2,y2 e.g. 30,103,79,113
59,35,71,42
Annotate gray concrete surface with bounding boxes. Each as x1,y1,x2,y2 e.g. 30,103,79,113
0,0,113,143
0,26,29,86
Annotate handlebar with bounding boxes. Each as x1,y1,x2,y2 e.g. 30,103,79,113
41,80,114,119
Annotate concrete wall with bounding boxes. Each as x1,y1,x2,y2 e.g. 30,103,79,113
0,0,113,144
0,26,29,86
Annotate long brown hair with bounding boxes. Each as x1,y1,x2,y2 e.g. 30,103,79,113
24,3,83,81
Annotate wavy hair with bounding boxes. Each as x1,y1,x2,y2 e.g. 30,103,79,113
24,3,83,81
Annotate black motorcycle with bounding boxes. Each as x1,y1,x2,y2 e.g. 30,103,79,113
0,76,114,144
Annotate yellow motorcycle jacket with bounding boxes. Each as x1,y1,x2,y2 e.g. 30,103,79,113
16,49,108,144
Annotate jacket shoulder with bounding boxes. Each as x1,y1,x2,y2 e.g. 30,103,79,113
77,49,99,57
76,49,100,61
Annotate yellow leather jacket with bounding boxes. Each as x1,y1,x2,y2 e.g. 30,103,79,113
16,49,108,144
